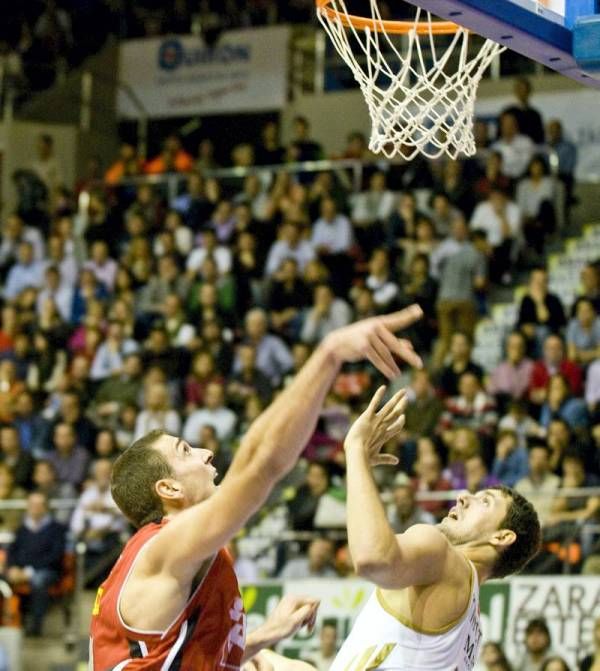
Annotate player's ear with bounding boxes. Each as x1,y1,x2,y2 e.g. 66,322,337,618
489,528,516,550
155,478,184,502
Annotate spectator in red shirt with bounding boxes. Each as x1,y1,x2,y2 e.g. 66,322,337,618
529,333,583,407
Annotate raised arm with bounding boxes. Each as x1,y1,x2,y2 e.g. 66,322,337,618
144,307,424,583
344,387,450,589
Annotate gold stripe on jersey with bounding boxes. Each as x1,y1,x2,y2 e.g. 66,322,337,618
344,643,397,671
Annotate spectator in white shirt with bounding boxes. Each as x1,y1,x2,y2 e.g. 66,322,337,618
311,197,353,255
264,221,315,277
183,381,237,444
90,320,139,381
3,241,45,300
301,284,352,344
83,240,118,292
30,134,64,194
133,382,181,440
516,155,559,256
492,111,535,179
470,187,521,284
0,214,44,273
186,229,232,277
36,265,73,322
311,197,354,295
234,308,293,384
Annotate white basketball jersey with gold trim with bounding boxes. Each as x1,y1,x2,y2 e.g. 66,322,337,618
330,561,482,671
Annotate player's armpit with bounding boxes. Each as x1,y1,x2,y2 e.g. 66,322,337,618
355,524,451,590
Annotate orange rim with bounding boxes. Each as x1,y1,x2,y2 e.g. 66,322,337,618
316,0,460,35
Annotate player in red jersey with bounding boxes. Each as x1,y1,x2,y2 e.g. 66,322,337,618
89,306,424,671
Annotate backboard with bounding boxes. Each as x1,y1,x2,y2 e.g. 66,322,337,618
401,0,600,87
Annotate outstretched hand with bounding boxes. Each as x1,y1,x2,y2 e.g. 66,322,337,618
264,595,320,642
344,386,407,467
323,304,423,379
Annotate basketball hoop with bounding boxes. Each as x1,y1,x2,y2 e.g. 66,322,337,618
316,0,506,160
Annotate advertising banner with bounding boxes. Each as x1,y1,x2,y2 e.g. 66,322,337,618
117,26,290,119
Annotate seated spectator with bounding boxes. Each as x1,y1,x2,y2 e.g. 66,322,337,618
462,453,501,493
0,425,34,490
383,190,420,254
488,331,535,407
429,191,464,238
83,240,118,293
236,308,293,385
578,616,600,671
140,324,189,381
254,120,286,165
89,319,138,382
184,350,223,413
513,618,556,671
104,142,142,185
232,230,264,315
515,443,560,525
302,622,339,671
437,332,484,397
279,537,337,579
574,262,600,315
478,642,513,671
473,151,512,202
517,268,567,356
0,360,25,423
545,119,577,205
267,258,309,338
47,422,90,488
301,284,352,345
539,374,588,432
470,187,521,284
411,450,452,521
208,200,236,246
566,298,600,365
516,156,558,256
0,463,26,532
144,134,193,174
492,428,530,487
227,343,272,410
186,263,236,328
399,253,438,351
398,216,438,273
350,171,396,252
546,450,600,556
401,368,444,453
3,491,66,637
287,116,323,162
387,473,435,533
310,197,354,295
365,248,399,310
70,459,128,587
439,372,498,443
264,221,315,278
430,218,487,368
92,353,143,426
546,418,575,475
529,334,583,408
133,382,181,441
287,461,331,531
0,213,44,276
183,381,236,445
186,229,232,278
443,427,481,488
31,460,75,525
13,390,51,455
3,240,45,301
36,265,73,323
491,111,535,179
502,77,545,144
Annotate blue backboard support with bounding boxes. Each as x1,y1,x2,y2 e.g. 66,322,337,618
401,0,600,87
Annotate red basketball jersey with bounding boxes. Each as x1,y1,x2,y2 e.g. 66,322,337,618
89,520,246,670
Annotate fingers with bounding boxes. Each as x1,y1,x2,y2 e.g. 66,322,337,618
373,453,400,467
365,344,399,380
377,387,407,420
376,325,423,370
370,332,402,378
379,304,423,333
366,385,386,416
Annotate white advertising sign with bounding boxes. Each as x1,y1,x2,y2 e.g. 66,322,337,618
117,26,290,119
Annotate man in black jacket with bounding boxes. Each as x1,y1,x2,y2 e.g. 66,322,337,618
5,491,66,636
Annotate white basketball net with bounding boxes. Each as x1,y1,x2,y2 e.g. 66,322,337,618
317,0,506,160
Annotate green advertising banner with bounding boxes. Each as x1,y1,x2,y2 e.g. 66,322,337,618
241,577,600,668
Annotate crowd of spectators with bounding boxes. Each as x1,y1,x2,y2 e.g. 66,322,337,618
0,76,598,642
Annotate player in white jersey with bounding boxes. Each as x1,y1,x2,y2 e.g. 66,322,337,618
331,386,541,671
